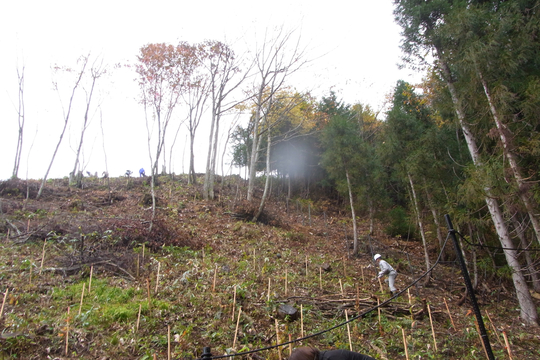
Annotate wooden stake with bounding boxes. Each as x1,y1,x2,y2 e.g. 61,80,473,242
168,325,171,360
275,319,282,360
300,304,304,338
319,267,322,290
377,297,381,325
361,266,364,285
39,240,46,275
136,254,140,279
408,288,411,305
402,328,409,360
88,265,94,294
285,270,288,296
484,310,503,346
136,303,142,332
345,309,352,351
339,279,344,296
502,331,513,360
443,298,455,330
233,307,242,349
142,243,145,262
27,219,30,232
65,307,70,356
78,283,85,315
289,334,293,355
267,278,271,301
231,285,237,321
378,277,384,293
427,304,438,352
343,256,346,277
253,248,256,270
154,262,161,294
0,289,8,319
474,319,489,360
212,265,217,292
356,285,359,311
146,278,151,309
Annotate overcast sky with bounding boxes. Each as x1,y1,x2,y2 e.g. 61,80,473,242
0,0,422,181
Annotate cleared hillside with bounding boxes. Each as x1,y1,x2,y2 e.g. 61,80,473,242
0,175,539,359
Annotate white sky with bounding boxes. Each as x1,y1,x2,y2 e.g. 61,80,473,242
0,0,422,181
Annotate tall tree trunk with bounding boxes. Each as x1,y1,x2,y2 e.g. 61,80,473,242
467,223,478,289
209,114,220,199
37,60,87,199
345,169,358,255
188,132,196,185
247,101,262,201
424,182,445,257
479,71,540,246
368,197,374,236
203,111,217,200
12,66,25,180
439,54,538,325
512,217,540,293
287,175,292,201
408,173,431,281
253,122,272,222
70,74,97,188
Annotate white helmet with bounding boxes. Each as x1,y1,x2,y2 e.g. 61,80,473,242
374,254,381,261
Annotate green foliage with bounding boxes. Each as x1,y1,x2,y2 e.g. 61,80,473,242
384,206,414,239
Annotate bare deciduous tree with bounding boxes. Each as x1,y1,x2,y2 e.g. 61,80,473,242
12,63,25,180
37,55,89,200
70,55,106,188
246,27,308,203
136,43,189,224
199,41,250,199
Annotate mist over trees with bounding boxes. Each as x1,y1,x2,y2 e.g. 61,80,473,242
7,3,540,326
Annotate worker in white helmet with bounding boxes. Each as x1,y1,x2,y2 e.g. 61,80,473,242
373,254,398,295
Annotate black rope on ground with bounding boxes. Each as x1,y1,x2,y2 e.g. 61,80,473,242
195,234,452,360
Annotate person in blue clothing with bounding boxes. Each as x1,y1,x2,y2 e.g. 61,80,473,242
139,168,146,177
373,253,398,295
289,347,376,360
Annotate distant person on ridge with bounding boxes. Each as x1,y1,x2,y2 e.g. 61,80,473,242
289,347,376,360
139,168,145,177
373,253,398,295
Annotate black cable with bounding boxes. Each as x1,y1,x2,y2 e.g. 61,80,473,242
195,234,452,360
457,229,540,252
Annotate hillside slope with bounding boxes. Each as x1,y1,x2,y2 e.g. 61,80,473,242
0,175,539,359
